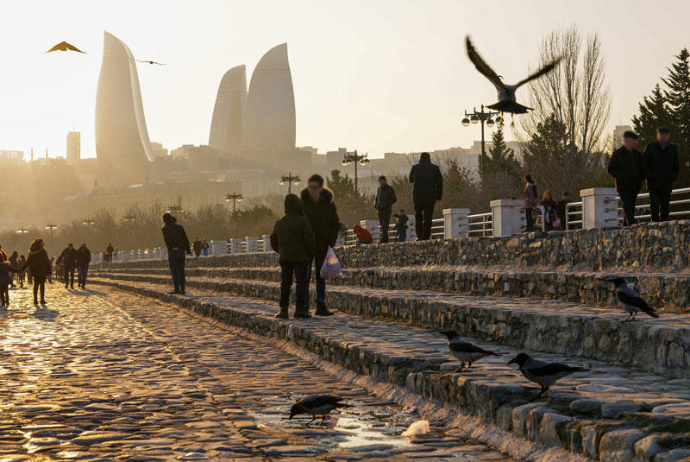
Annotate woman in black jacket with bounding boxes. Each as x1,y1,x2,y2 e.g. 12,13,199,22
21,239,52,305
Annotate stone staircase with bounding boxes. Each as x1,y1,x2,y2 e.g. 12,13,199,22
92,222,690,462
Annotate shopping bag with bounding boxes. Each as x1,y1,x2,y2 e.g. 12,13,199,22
320,246,342,278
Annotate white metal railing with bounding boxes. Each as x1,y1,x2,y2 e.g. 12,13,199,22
566,201,583,230
468,212,492,237
532,205,547,232
612,187,690,225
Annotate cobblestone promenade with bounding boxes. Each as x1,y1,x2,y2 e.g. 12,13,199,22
0,284,517,461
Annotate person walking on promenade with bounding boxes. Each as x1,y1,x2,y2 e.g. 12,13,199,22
270,194,315,319
524,174,538,231
643,126,680,222
409,152,443,241
57,244,78,289
0,261,21,306
557,192,571,230
105,243,114,263
300,174,340,317
393,209,409,242
202,240,209,257
193,238,202,257
162,213,191,295
540,190,559,232
609,130,644,226
20,239,51,305
76,243,91,288
374,176,397,243
17,255,26,288
8,251,19,288
353,225,373,246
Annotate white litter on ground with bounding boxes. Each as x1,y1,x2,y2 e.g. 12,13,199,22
401,419,430,437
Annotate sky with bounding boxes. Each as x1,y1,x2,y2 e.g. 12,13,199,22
0,0,688,160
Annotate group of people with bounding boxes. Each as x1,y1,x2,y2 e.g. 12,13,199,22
524,176,572,232
192,238,210,257
56,243,92,289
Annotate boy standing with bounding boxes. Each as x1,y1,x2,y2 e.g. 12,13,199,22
270,194,316,319
393,209,409,242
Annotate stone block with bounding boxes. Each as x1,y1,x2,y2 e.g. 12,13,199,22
599,429,646,462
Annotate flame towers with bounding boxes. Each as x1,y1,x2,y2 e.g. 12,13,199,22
209,65,247,159
95,31,155,185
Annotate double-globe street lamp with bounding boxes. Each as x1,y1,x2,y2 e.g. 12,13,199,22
225,192,243,215
279,173,300,194
461,104,502,177
82,218,96,227
16,228,29,235
341,150,370,195
45,223,58,239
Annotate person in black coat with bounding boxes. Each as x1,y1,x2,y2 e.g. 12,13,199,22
76,243,91,288
608,130,644,226
0,262,21,306
20,239,51,305
270,194,316,319
161,213,191,295
642,127,680,222
409,152,443,240
300,174,340,317
374,176,397,243
57,244,78,289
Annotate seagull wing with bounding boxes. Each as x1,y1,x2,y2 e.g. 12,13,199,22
45,42,66,53
617,290,658,317
465,36,504,91
64,42,86,53
514,57,562,89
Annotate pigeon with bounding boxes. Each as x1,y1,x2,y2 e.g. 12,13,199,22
508,353,588,397
439,330,499,372
611,277,659,321
45,41,86,54
138,60,166,66
289,395,349,425
465,36,561,114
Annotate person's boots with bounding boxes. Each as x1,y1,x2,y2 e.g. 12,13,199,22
293,306,312,319
315,303,334,316
275,305,289,319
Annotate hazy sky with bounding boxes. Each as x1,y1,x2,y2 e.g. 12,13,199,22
1,0,688,159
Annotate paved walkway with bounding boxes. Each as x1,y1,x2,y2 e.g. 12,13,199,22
0,283,516,461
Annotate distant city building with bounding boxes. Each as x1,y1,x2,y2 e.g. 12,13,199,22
612,125,633,147
151,142,169,158
95,31,155,186
0,150,24,162
66,131,81,165
209,65,247,161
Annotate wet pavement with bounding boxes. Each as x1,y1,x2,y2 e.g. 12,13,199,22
0,283,519,461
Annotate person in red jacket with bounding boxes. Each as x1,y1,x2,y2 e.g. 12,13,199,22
353,225,373,246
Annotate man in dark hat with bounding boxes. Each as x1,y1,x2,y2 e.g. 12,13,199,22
161,213,191,294
608,130,644,226
642,127,680,222
409,152,443,240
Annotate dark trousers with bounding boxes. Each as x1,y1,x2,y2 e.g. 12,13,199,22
305,255,326,308
65,267,75,288
33,275,46,303
414,203,435,240
618,189,639,226
280,262,309,309
378,207,392,243
525,208,534,230
650,188,672,222
78,265,89,287
0,285,8,305
168,248,186,292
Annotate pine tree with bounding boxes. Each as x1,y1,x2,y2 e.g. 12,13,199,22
481,125,521,200
631,84,670,148
663,48,690,187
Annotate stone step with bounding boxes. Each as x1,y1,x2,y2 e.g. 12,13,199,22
90,276,690,462
99,265,690,314
92,271,690,380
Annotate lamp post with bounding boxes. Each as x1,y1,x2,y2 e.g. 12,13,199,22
16,228,29,235
461,104,502,178
341,150,370,195
45,223,58,239
167,204,183,216
82,218,96,227
279,173,300,194
225,192,243,215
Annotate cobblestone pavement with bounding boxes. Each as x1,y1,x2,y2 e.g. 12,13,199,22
0,284,519,461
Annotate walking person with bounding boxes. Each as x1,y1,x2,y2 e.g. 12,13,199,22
540,190,559,232
409,152,443,241
643,127,680,222
202,240,209,257
270,194,315,319
20,239,51,305
17,255,26,288
105,243,114,263
0,261,20,306
193,238,202,257
162,213,191,295
8,251,18,288
76,243,91,288
57,244,78,289
374,176,397,243
608,130,644,226
524,175,538,231
300,174,340,317
393,209,409,242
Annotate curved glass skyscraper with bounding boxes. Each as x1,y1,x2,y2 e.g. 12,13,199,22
209,65,247,159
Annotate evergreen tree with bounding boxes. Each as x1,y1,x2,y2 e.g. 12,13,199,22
481,125,522,201
631,84,670,148
663,48,690,186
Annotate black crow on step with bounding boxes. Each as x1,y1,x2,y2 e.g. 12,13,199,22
508,353,588,398
611,277,659,321
439,330,499,372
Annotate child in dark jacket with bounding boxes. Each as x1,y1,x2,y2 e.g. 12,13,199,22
270,194,316,320
0,262,20,306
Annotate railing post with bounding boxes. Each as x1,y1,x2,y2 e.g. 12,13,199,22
490,199,525,237
229,238,243,254
360,220,380,243
443,208,470,239
245,236,258,253
262,234,272,252
581,187,618,229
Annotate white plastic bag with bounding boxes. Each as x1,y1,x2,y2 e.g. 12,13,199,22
320,246,342,278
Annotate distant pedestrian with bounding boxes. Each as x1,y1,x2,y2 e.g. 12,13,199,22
57,244,78,289
0,245,7,263
557,192,571,230
0,261,20,306
643,126,680,222
524,174,538,231
20,239,51,305
17,255,26,288
193,238,202,257
8,251,18,288
76,243,91,288
353,225,373,246
609,130,644,226
409,152,443,241
105,243,114,263
202,240,209,257
162,213,191,295
374,176,397,243
300,174,340,317
393,209,409,242
540,190,559,232
270,194,315,319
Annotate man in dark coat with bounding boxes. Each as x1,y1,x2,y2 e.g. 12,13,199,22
300,174,340,316
409,152,443,240
374,176,397,243
161,213,191,294
270,194,315,319
76,243,91,288
57,243,78,289
192,238,202,257
643,127,680,222
608,130,644,226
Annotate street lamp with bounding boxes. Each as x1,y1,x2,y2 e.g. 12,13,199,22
461,104,502,177
279,173,301,194
121,214,137,223
225,191,243,214
17,228,28,235
45,223,58,239
341,150,370,195
167,204,183,215
82,218,96,227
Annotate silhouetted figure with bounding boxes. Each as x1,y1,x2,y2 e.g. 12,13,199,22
57,244,78,289
524,175,538,231
162,213,191,295
45,41,86,54
409,152,443,240
609,131,644,226
20,239,51,305
393,209,409,242
105,243,114,263
374,175,397,243
193,238,202,257
0,261,20,306
643,127,680,222
76,243,91,288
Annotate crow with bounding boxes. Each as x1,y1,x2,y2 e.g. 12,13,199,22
508,353,588,397
439,330,499,372
289,395,349,426
611,277,659,321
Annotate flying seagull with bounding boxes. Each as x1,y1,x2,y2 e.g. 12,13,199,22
465,36,561,114
138,60,166,66
611,277,659,322
439,330,499,372
508,353,588,397
45,41,86,54
289,395,349,426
